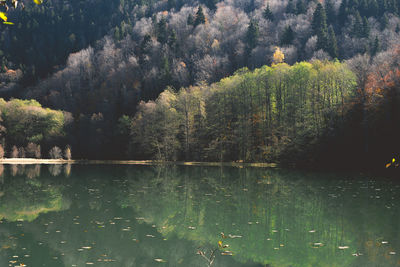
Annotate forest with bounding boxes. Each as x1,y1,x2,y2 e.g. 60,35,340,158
0,0,399,169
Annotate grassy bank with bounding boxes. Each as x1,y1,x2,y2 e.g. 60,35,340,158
0,158,277,168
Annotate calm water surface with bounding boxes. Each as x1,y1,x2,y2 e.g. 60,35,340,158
0,164,399,267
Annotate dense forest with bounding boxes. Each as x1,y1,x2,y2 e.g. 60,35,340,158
0,0,399,169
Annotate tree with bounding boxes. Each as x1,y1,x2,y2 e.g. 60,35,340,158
273,47,285,64
64,145,72,160
370,36,380,57
187,14,194,26
18,147,25,158
0,144,4,159
296,0,306,14
325,0,336,25
49,146,62,159
327,26,338,58
312,3,329,51
281,25,295,46
263,4,274,21
194,6,206,27
362,16,370,38
157,16,168,44
10,146,18,158
286,0,296,14
246,20,259,53
26,143,41,158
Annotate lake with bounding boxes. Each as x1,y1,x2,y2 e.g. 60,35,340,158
0,164,399,267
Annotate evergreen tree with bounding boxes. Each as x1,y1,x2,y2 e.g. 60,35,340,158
168,29,177,50
296,0,306,14
281,25,295,45
205,0,217,10
380,14,389,30
246,20,259,52
263,4,274,21
352,11,363,37
370,35,380,57
327,26,338,58
338,0,348,26
194,6,206,27
286,0,296,14
325,0,336,25
368,0,379,17
312,3,329,50
362,16,370,38
312,3,328,35
187,14,194,26
157,16,168,44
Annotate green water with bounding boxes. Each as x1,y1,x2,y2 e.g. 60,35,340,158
0,164,399,267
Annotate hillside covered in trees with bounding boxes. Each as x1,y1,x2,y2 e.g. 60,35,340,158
0,0,399,169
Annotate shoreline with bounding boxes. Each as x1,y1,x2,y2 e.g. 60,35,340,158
0,158,277,168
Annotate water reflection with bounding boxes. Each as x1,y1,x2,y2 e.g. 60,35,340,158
0,165,398,267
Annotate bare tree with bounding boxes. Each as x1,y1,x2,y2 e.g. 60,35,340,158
10,145,18,158
49,146,62,159
64,145,72,160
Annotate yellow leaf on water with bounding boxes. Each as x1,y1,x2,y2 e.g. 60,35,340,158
218,240,223,248
33,0,43,4
386,162,392,168
0,12,7,22
392,158,396,163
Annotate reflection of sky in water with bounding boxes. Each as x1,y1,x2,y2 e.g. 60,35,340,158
0,165,399,267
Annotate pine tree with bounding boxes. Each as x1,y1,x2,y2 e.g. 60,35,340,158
296,0,306,14
246,20,259,52
380,14,388,30
157,16,168,44
325,0,336,25
187,14,194,26
312,3,328,35
362,16,370,38
286,0,296,14
194,6,206,27
312,3,329,51
263,4,274,21
205,0,217,10
281,25,295,45
338,0,348,26
352,11,363,38
370,35,380,57
327,26,338,58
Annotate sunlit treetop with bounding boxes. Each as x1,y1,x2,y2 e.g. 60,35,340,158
0,0,43,25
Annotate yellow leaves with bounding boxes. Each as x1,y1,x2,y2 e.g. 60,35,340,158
218,240,223,248
33,0,43,4
0,12,14,25
0,12,7,22
385,157,398,168
273,47,285,64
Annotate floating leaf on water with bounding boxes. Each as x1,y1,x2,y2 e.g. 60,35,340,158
154,258,166,262
338,246,349,249
221,251,233,256
309,230,316,233
146,234,155,238
382,241,388,244
228,234,242,238
389,251,396,255
188,226,196,230
313,243,323,246
86,263,94,265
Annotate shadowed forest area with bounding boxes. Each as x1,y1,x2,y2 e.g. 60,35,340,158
0,0,399,170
